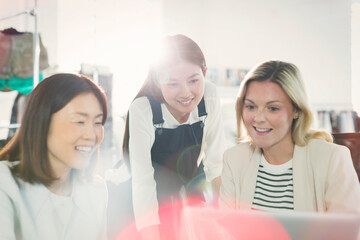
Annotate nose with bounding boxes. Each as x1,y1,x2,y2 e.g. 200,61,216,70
179,82,191,97
254,109,266,122
83,123,97,141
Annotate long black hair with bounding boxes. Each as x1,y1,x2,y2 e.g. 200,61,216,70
122,34,207,163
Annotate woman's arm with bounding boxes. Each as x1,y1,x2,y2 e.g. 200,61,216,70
97,181,108,240
202,83,226,190
0,190,15,240
219,150,237,209
129,98,161,232
324,145,360,213
211,176,221,196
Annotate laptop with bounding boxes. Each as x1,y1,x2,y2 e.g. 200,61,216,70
179,207,360,240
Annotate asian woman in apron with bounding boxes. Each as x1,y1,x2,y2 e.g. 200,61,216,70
110,34,226,240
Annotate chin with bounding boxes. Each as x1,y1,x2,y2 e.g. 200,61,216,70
72,159,91,170
252,140,270,149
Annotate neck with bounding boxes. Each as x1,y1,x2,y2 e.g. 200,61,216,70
165,103,190,123
47,171,73,196
262,143,295,165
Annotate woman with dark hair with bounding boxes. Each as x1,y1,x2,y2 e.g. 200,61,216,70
119,34,225,239
0,73,108,239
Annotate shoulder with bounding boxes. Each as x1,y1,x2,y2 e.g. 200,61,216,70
204,81,219,100
307,139,349,156
130,96,152,113
223,142,255,167
0,161,22,198
0,161,11,173
129,96,154,127
305,139,351,170
0,161,18,185
204,80,217,94
203,81,220,116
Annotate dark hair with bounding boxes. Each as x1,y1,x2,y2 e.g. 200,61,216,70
122,34,206,163
0,73,108,184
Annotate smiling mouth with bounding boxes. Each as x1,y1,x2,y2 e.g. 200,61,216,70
254,127,272,133
75,146,94,153
178,98,193,105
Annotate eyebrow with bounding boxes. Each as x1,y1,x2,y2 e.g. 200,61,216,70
187,73,201,79
169,73,201,81
73,112,104,118
244,99,282,104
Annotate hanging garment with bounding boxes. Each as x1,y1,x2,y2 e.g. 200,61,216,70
0,73,44,94
0,28,49,79
0,31,11,78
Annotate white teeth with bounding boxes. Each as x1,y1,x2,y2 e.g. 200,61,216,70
255,127,270,132
75,146,93,152
180,99,192,104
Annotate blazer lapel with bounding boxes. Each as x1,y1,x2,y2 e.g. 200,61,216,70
293,144,316,211
240,146,261,209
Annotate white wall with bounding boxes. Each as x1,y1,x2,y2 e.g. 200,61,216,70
56,0,163,115
0,0,356,114
352,1,360,113
161,0,353,111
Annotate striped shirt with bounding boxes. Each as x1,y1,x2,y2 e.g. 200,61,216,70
252,154,294,212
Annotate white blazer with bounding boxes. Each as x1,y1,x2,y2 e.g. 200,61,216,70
220,139,360,213
0,161,108,240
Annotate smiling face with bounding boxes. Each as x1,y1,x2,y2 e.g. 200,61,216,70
47,92,104,178
242,80,298,153
158,61,205,123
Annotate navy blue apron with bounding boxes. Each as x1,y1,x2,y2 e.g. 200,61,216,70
147,95,207,205
107,96,207,240
147,95,207,239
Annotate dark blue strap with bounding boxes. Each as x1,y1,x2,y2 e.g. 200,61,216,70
197,97,207,117
147,96,164,125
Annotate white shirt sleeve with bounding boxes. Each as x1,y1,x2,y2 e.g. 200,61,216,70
0,190,15,240
129,82,226,230
201,82,226,182
129,97,160,231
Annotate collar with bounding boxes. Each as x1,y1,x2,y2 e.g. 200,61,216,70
240,144,316,211
292,144,317,211
240,145,262,208
23,177,104,218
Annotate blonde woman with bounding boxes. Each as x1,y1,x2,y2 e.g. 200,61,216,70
220,60,360,213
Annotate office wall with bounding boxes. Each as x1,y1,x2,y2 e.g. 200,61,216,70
0,0,356,113
352,1,360,113
162,0,353,110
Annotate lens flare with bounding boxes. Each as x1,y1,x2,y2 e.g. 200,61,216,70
115,198,291,240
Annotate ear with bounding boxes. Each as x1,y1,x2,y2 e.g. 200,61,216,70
293,111,299,119
203,67,207,77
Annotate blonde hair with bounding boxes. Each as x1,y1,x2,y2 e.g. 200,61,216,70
236,60,332,146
